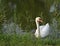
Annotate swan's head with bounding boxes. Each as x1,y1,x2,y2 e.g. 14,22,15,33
35,17,43,23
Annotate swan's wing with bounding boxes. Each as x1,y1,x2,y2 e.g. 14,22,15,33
40,23,50,37
40,25,45,30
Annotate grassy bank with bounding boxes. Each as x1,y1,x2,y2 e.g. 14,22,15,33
0,33,60,46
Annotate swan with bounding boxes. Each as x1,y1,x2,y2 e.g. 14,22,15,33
34,17,50,38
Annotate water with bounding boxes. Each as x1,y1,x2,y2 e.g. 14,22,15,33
49,3,60,39
49,4,56,13
2,22,26,35
2,18,60,38
49,18,60,39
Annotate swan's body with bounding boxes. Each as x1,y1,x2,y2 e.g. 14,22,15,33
40,23,50,37
35,17,50,38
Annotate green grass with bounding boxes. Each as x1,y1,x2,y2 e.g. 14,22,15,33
0,33,60,46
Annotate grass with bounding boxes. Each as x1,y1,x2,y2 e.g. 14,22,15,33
0,33,60,46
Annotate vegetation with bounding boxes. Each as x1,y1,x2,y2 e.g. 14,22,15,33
0,0,60,46
0,33,60,46
0,0,60,30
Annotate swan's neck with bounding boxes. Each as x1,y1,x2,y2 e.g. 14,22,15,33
36,22,40,32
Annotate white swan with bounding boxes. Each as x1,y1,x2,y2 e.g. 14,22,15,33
35,17,50,38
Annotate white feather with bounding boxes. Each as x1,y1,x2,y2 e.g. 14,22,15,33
35,17,50,38
40,23,50,38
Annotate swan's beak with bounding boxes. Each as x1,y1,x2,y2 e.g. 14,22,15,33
37,19,43,23
40,20,43,23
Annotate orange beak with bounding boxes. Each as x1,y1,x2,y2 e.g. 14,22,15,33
37,19,43,23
